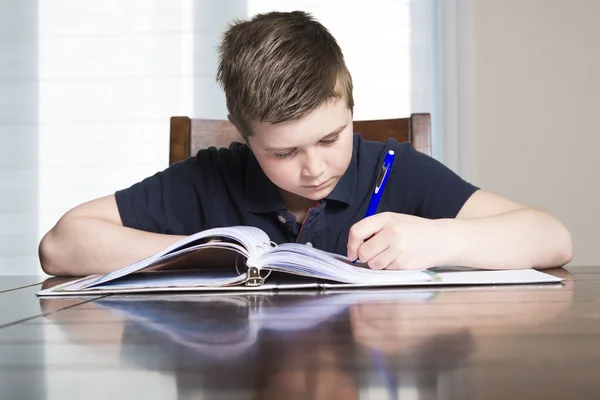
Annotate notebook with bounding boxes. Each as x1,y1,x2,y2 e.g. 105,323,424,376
36,225,562,296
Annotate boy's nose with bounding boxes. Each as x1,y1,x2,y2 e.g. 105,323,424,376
301,154,325,179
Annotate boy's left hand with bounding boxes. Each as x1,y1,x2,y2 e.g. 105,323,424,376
347,212,444,270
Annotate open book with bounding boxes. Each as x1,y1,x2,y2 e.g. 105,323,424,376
36,226,562,296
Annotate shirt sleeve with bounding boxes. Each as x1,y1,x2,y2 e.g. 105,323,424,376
388,141,479,219
114,149,222,235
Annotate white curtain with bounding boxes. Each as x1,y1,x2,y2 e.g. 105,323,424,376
0,0,440,274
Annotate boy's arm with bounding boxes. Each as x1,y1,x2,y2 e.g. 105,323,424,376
440,189,573,270
347,144,572,271
347,190,573,271
38,195,185,277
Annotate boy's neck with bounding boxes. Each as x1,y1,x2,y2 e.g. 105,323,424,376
278,189,319,223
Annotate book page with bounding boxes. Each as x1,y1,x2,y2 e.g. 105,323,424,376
89,269,248,290
259,244,562,287
73,226,271,290
258,243,433,284
145,244,245,272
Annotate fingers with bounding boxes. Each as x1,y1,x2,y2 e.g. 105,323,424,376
366,248,397,270
347,214,387,260
356,235,390,269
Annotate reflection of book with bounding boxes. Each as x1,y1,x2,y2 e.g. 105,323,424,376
98,296,261,361
36,226,562,296
93,290,439,361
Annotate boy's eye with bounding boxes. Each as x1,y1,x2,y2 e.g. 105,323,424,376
273,134,339,159
275,149,297,159
320,134,340,145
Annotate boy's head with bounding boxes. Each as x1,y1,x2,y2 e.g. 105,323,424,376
217,10,354,137
217,11,356,203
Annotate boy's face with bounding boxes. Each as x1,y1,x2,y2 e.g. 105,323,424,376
245,99,354,204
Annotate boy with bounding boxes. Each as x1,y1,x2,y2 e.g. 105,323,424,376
38,11,572,276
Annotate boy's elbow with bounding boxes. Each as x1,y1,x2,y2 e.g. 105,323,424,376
558,225,574,266
548,220,574,268
533,216,573,270
39,230,66,276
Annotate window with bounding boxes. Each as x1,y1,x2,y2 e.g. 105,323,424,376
1,0,442,274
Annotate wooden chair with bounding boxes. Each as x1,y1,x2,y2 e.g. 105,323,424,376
169,113,431,165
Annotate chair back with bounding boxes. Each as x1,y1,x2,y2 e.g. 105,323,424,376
169,114,431,165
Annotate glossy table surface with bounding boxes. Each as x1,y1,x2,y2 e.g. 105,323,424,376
1,266,599,400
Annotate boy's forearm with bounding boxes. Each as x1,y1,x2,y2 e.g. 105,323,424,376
435,208,573,270
39,217,185,276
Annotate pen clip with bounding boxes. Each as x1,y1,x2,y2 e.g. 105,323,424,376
374,163,390,194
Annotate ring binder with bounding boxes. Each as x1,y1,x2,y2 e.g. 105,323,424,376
245,266,265,287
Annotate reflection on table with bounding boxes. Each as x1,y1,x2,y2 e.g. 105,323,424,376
38,268,575,399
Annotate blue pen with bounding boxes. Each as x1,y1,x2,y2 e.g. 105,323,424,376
352,150,395,263
365,150,395,217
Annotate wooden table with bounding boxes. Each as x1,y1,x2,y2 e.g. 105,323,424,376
1,266,598,399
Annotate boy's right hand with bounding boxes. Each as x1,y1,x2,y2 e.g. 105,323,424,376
346,212,446,271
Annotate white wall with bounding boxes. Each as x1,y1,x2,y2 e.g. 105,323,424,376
470,0,600,266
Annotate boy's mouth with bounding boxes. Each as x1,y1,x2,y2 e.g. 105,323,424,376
303,178,333,191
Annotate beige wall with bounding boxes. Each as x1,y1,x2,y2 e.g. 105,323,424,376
470,0,600,266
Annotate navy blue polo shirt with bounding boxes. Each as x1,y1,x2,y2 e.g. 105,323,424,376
115,134,479,255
